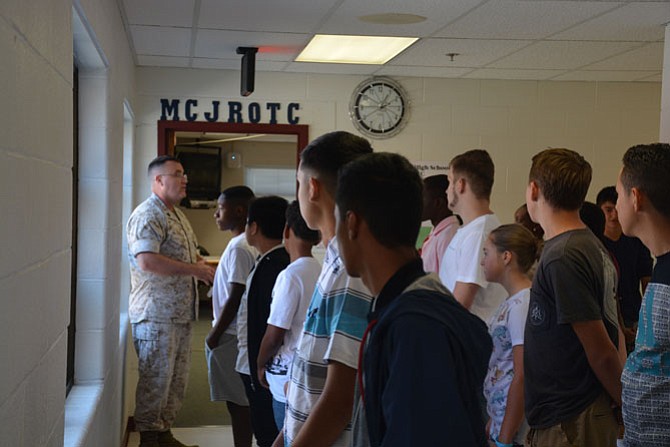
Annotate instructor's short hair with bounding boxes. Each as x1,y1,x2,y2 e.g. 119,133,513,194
300,131,373,195
621,143,670,218
529,148,591,211
449,149,495,200
337,152,423,249
148,155,180,175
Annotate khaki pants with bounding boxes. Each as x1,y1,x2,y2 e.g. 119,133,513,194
528,392,618,447
132,321,193,432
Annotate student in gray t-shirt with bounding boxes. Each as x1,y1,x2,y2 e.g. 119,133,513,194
524,148,622,447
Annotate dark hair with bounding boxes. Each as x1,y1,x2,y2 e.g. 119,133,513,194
247,196,288,240
514,204,544,240
148,155,180,175
621,143,670,218
221,185,255,209
529,148,591,211
337,152,423,249
489,224,539,274
286,200,320,245
423,174,449,200
580,201,605,241
449,149,494,200
596,186,617,207
300,131,373,195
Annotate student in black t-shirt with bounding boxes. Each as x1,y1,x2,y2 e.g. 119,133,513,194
238,196,290,447
524,148,622,447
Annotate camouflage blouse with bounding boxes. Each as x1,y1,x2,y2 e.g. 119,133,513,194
127,194,199,323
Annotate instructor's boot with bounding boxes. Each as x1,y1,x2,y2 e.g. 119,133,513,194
157,429,199,447
139,431,160,447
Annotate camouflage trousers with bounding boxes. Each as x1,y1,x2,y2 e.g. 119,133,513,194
132,321,193,432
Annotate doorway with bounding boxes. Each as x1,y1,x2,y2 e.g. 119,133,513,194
157,121,307,427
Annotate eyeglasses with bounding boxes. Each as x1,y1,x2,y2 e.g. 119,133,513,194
160,172,187,179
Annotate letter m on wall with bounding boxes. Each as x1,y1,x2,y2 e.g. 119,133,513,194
160,99,181,121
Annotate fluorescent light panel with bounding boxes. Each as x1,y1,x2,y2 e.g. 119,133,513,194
296,34,418,65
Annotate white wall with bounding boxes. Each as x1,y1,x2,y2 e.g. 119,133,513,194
136,68,661,224
0,0,135,445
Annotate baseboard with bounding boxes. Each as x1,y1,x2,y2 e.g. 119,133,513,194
122,417,135,447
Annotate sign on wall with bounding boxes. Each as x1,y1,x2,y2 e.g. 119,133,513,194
159,98,301,125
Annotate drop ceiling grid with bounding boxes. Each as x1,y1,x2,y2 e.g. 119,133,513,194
197,0,339,32
549,2,670,41
118,0,667,82
318,0,485,37
433,1,624,40
122,0,195,27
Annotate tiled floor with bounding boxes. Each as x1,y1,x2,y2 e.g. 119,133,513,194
127,426,238,447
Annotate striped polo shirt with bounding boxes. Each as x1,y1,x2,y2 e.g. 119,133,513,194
283,238,372,446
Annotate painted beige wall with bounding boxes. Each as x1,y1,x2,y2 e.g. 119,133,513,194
137,68,661,226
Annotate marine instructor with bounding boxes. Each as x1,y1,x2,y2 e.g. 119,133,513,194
127,155,215,447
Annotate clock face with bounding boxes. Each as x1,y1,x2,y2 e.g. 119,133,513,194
350,77,408,139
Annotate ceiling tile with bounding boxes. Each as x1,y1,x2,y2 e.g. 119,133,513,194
131,25,192,57
550,2,670,41
435,0,621,39
198,0,337,32
319,0,484,37
122,0,196,27
583,42,663,70
375,65,475,78
194,29,309,61
552,70,661,81
490,40,641,70
465,68,566,80
390,38,533,67
136,55,190,67
190,58,240,70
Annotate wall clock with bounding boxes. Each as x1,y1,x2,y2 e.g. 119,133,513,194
349,77,409,139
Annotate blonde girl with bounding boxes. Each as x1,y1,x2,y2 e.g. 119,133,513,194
481,224,540,447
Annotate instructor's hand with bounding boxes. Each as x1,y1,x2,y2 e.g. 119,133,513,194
193,259,215,284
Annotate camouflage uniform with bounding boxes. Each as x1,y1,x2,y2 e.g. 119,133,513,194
127,193,199,432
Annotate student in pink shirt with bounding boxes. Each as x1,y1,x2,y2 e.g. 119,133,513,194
420,174,460,273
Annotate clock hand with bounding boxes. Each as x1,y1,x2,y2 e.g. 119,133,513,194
361,94,381,106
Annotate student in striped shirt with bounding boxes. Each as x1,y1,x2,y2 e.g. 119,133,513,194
273,131,373,447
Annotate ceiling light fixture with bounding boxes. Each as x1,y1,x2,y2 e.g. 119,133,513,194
296,34,418,65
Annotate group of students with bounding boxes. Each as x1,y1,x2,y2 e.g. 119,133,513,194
149,131,670,447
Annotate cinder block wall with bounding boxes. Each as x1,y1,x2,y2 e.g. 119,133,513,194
0,0,135,445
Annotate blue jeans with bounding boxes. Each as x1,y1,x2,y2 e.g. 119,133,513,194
272,398,286,430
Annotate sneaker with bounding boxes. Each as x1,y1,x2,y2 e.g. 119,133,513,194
157,429,199,447
139,431,160,447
